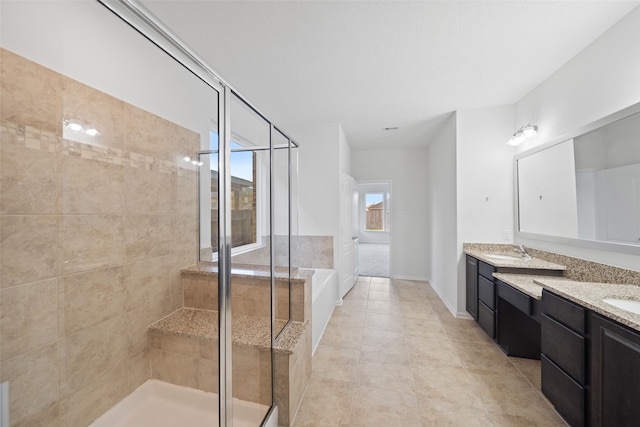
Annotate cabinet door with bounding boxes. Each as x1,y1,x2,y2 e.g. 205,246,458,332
590,313,640,427
465,256,478,320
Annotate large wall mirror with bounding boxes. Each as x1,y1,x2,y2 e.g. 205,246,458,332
514,102,640,255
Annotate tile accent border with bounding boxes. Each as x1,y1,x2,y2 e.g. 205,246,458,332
2,121,197,177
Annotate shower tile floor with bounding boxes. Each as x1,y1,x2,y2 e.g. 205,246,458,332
294,276,568,426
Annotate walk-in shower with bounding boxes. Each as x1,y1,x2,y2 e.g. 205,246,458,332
0,0,299,426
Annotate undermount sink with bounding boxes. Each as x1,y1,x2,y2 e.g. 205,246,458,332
484,254,527,261
602,298,640,315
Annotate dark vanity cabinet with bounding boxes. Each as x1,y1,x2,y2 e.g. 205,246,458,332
463,255,640,427
496,280,540,358
590,313,640,427
541,290,640,427
541,290,587,427
465,256,478,320
466,255,497,338
477,261,497,339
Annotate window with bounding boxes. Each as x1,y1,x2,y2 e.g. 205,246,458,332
209,132,261,254
365,193,385,231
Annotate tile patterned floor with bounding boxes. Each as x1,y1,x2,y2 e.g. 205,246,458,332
293,276,567,426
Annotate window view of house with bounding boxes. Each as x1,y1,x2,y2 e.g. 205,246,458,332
365,192,385,230
210,132,258,250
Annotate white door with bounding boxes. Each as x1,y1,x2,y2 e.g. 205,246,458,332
352,186,359,279
340,174,358,299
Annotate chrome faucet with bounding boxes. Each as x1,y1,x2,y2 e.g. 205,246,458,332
514,244,531,259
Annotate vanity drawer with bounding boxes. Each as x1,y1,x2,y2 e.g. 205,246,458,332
541,354,585,427
497,280,531,315
478,275,495,310
478,261,496,281
541,314,586,384
478,301,495,339
542,290,586,334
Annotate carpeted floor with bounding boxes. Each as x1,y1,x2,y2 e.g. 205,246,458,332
358,243,390,277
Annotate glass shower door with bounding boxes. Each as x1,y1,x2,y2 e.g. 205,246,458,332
0,1,224,426
200,90,277,425
227,92,274,425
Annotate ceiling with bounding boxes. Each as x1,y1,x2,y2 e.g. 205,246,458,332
137,0,639,150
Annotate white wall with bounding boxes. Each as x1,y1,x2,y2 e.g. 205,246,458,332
515,6,640,152
426,113,457,312
427,106,515,317
514,5,640,270
455,105,516,314
339,123,352,176
290,121,343,273
352,147,429,281
291,122,339,235
456,106,516,244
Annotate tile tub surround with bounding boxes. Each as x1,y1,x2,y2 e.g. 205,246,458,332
0,48,200,427
181,263,312,323
148,308,311,427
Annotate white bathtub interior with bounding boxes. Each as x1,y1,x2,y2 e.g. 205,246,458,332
89,380,277,427
301,268,338,355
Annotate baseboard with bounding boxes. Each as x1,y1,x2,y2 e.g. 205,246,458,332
427,281,458,318
456,311,474,320
391,274,429,281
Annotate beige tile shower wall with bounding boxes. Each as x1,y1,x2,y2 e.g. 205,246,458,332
0,49,198,427
182,271,310,323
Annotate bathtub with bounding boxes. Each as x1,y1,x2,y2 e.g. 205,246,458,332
300,268,337,355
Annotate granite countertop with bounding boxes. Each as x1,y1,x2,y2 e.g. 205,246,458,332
465,242,640,332
534,278,640,332
465,247,566,271
149,308,306,353
181,263,311,283
492,273,565,300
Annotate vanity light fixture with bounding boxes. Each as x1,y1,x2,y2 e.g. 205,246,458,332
507,123,538,146
508,130,526,146
521,123,538,138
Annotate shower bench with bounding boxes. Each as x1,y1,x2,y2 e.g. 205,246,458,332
146,263,313,427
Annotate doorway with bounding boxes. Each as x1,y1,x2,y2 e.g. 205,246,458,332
357,182,391,277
